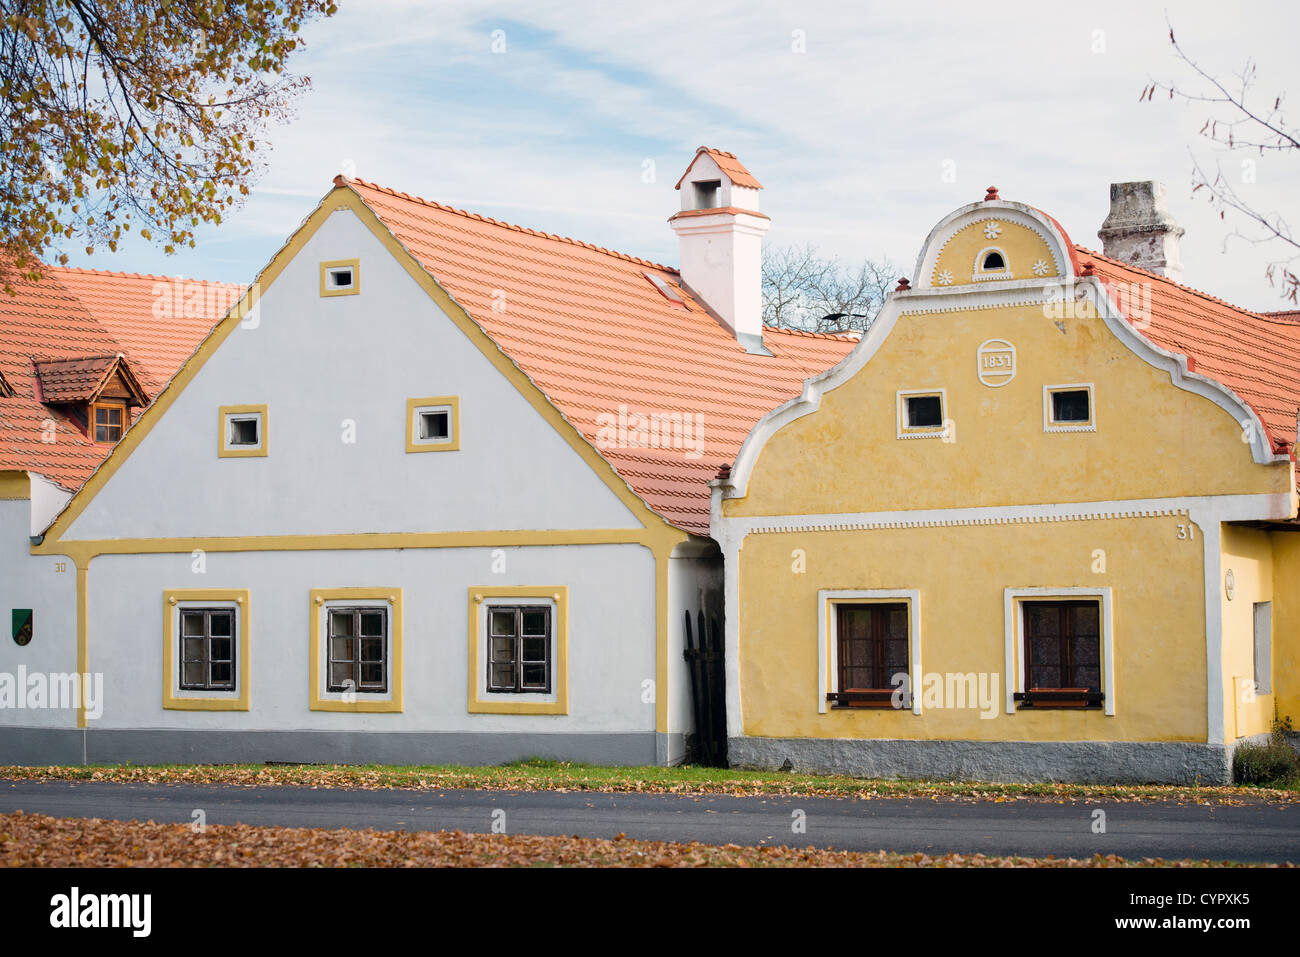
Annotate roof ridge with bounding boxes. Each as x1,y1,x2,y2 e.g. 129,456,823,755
1075,245,1268,320
49,264,242,286
341,177,681,275
763,325,860,341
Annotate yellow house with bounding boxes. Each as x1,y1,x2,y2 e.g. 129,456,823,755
711,184,1300,783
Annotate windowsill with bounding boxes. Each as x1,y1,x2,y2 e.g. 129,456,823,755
1014,690,1103,709
826,690,903,709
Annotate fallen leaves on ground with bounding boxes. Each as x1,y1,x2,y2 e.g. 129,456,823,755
0,761,1294,805
0,811,1274,868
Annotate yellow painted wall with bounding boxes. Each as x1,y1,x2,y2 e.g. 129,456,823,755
1272,533,1300,728
728,301,1291,518
738,516,1208,742
1219,525,1274,739
930,218,1059,285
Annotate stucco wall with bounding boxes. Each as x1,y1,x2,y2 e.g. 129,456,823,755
84,543,657,735
735,516,1208,743
1219,525,1274,739
63,207,641,541
1272,532,1300,727
0,499,79,729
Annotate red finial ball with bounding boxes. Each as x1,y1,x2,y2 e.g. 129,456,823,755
895,277,911,291
984,186,1000,202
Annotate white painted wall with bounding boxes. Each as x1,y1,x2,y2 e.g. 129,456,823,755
85,543,657,733
30,473,71,537
0,499,79,729
63,208,642,541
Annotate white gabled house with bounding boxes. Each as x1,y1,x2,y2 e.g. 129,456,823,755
7,149,855,765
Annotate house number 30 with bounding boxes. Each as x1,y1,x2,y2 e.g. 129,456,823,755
53,561,67,573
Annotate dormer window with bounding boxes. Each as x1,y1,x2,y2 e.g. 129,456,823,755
90,401,125,444
694,180,721,210
973,247,1011,281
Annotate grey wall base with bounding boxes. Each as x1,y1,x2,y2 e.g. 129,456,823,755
0,728,667,767
728,735,1249,785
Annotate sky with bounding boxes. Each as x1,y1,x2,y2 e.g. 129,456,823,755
61,0,1299,312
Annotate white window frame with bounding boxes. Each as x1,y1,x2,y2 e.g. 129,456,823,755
476,596,559,707
1003,587,1114,716
169,598,243,703
896,389,948,440
1043,383,1096,433
316,597,396,707
972,246,1011,281
818,589,922,715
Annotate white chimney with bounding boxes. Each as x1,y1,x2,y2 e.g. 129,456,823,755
669,147,771,354
1097,181,1185,280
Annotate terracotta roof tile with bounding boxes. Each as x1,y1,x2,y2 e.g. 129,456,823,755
1080,246,1300,456
345,178,853,533
0,266,230,490
673,147,764,191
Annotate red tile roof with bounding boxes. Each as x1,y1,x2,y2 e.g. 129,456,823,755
1081,247,1300,455
50,267,243,395
33,354,146,405
674,147,764,191
0,267,232,490
345,178,854,533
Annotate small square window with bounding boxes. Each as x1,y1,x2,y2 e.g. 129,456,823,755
407,396,460,452
219,405,268,457
229,417,259,446
485,605,553,694
320,259,360,297
1044,385,1095,432
897,390,947,439
419,410,449,441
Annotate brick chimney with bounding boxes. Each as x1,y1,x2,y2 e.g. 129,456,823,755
1097,181,1185,281
669,147,771,354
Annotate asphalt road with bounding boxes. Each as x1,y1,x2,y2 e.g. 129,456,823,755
2,779,1297,863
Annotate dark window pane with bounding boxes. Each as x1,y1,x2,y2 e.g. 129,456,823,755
210,662,232,686
182,637,205,661
522,664,547,689
490,664,515,690
522,610,547,636
1052,390,1090,423
419,411,449,440
182,662,205,686
489,610,515,637
230,418,259,445
360,637,384,662
209,613,232,637
522,636,547,662
1070,603,1100,636
182,613,205,637
490,637,514,663
329,637,353,662
329,612,353,637
209,637,232,662
906,396,943,428
329,663,354,689
359,663,384,686
983,251,1004,269
359,612,384,637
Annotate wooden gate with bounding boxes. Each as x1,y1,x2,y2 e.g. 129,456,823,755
683,609,727,767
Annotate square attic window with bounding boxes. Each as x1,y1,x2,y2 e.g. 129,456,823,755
1044,385,1095,432
320,259,360,297
407,396,460,453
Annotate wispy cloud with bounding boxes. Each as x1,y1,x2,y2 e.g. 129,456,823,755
56,0,1300,310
